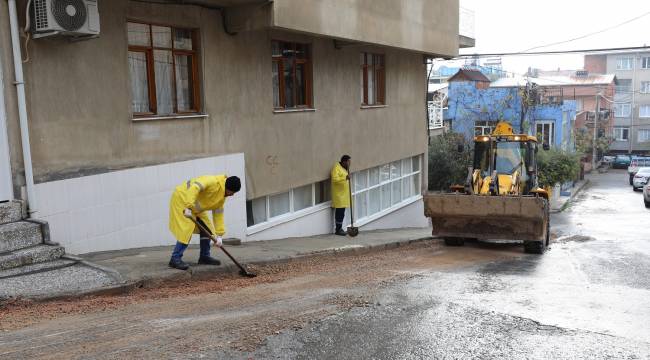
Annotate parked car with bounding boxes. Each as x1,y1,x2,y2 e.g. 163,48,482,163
644,182,650,208
632,167,650,191
613,155,631,169
628,157,650,185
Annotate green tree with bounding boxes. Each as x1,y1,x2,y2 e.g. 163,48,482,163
537,148,580,188
428,132,473,191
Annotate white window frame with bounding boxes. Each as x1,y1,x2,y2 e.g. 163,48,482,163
642,57,650,69
638,129,650,142
246,180,331,233
474,121,495,136
535,121,555,146
617,57,633,70
351,155,422,225
615,103,632,118
614,127,629,142
641,81,650,94
640,105,650,118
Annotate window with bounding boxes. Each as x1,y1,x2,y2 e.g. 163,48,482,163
638,129,650,142
360,53,386,106
272,41,312,109
640,105,650,118
475,121,496,136
643,57,650,69
614,103,632,117
641,82,650,94
617,57,633,70
246,180,330,227
614,127,629,141
536,122,555,146
352,156,421,222
616,79,632,93
127,22,200,116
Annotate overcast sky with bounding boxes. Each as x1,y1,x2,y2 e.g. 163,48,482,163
454,0,650,75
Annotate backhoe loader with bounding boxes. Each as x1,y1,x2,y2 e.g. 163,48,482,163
423,122,550,254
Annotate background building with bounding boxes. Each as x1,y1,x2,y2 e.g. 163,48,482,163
586,52,650,154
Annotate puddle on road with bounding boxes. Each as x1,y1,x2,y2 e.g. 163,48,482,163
555,235,596,243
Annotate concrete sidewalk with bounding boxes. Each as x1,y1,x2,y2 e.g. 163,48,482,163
76,227,433,296
551,177,591,213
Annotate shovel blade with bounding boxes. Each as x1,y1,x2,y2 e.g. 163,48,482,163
347,226,359,237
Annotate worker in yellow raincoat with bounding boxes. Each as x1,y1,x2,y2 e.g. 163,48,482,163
168,174,241,270
331,155,351,236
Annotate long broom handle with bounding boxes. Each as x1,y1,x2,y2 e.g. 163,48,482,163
348,176,354,226
189,216,249,273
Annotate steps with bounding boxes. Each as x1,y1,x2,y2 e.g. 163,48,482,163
0,201,22,225
0,244,66,271
0,222,42,253
0,200,71,277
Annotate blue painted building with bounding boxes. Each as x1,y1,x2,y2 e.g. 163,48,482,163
444,69,576,151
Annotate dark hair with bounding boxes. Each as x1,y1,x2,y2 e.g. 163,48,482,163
340,155,351,162
225,176,241,192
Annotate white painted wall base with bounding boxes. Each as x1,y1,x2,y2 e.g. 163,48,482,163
245,197,429,241
359,200,429,231
35,154,246,254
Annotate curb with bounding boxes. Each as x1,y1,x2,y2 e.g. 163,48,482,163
24,235,439,302
551,179,590,214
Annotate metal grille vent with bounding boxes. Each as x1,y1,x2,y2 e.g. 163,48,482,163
34,0,49,30
51,0,87,31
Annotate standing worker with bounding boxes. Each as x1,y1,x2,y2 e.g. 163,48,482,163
168,174,242,270
331,155,351,236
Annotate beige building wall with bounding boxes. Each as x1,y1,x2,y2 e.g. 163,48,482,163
0,0,443,200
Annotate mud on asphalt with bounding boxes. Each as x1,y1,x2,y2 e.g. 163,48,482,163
0,239,523,354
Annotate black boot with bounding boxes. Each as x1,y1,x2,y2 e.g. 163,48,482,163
168,257,189,270
198,256,221,265
335,228,347,236
198,237,221,265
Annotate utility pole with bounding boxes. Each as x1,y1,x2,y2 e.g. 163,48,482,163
630,53,637,154
592,92,601,170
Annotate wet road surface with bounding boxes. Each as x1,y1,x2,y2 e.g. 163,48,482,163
1,170,649,359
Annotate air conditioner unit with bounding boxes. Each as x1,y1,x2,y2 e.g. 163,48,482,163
31,0,100,39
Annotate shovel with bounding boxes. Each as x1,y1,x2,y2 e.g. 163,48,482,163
188,216,257,278
347,177,359,237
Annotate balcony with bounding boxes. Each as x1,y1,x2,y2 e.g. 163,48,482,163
459,7,475,48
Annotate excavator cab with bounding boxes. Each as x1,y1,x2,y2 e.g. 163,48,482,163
470,135,538,196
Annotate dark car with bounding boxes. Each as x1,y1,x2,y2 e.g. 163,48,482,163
613,155,632,169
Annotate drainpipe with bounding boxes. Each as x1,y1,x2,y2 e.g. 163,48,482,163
7,0,37,214
0,38,13,200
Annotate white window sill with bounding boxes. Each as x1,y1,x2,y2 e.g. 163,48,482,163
360,105,388,109
353,195,423,228
273,108,316,114
132,114,209,121
246,201,331,235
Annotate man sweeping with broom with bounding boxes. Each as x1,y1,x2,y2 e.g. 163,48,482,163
168,174,241,270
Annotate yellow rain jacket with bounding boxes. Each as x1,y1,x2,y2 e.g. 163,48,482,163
169,174,229,245
331,162,350,208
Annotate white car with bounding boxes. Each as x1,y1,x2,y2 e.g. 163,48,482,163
644,182,650,208
632,167,650,191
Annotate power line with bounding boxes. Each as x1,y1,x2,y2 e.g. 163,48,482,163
455,45,650,59
520,11,650,53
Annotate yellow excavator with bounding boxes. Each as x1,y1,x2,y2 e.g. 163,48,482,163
423,121,551,254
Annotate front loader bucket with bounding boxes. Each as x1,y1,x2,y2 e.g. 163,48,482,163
423,193,549,241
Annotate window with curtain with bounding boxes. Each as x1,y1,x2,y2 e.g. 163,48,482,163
272,41,312,109
360,52,386,105
127,22,200,116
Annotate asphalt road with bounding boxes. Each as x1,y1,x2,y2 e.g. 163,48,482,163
1,170,648,359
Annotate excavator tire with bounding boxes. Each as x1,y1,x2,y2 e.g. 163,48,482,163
444,237,465,246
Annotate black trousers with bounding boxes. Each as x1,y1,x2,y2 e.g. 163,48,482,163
335,208,346,231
